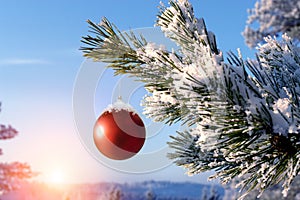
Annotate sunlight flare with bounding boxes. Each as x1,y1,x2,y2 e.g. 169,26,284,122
48,169,65,184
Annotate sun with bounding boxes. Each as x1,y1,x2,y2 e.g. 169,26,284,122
48,169,65,184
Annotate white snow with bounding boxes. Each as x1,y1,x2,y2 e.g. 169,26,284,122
272,98,291,117
243,0,300,48
103,97,136,114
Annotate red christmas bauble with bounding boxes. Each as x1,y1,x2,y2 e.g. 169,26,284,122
93,100,146,160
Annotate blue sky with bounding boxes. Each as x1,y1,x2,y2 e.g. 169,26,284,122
0,0,256,184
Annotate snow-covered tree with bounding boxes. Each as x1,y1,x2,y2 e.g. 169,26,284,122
201,186,221,200
145,187,156,200
81,0,300,199
109,186,123,200
0,103,34,194
243,0,300,48
224,176,300,200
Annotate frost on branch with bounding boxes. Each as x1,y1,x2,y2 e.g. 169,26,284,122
0,103,34,194
0,125,18,140
81,0,300,199
0,162,33,193
243,0,300,48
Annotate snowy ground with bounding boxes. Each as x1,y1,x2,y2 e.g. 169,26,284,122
0,180,224,200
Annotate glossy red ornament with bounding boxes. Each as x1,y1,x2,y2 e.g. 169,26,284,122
93,100,146,160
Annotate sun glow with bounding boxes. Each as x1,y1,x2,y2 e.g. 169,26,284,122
48,169,65,184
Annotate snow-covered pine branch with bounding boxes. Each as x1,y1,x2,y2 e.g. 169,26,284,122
81,0,300,199
243,0,300,48
81,5,224,126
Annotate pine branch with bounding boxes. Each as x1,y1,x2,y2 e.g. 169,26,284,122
81,17,145,75
80,9,222,125
81,0,300,199
157,1,218,54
